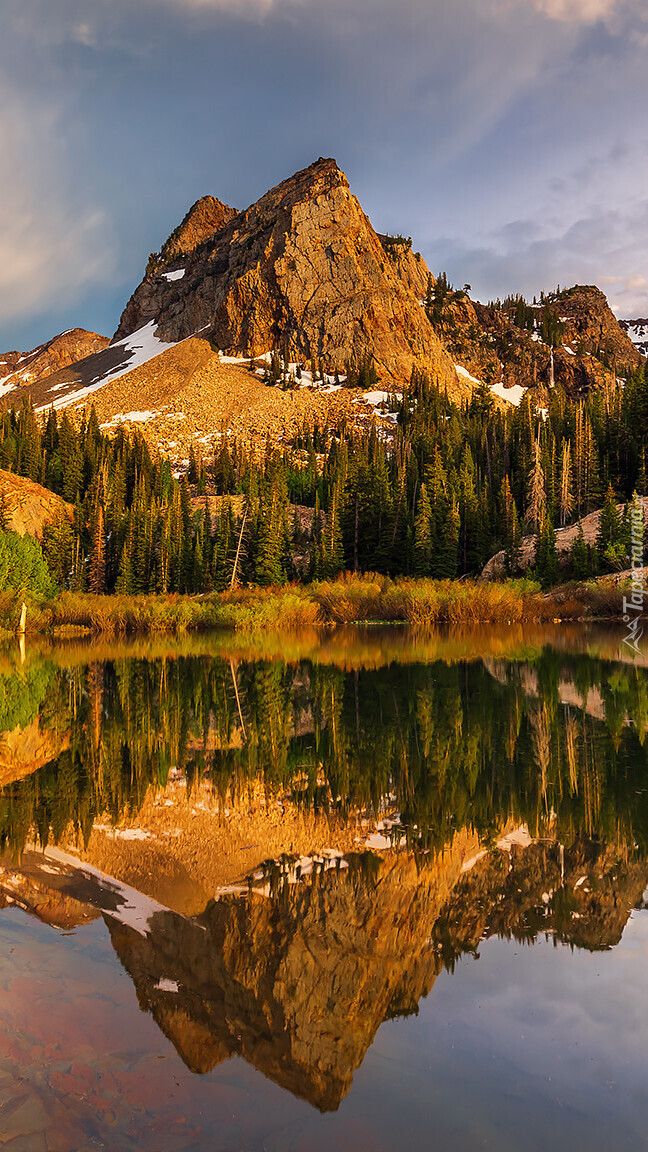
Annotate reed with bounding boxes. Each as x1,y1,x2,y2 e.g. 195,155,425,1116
0,575,626,636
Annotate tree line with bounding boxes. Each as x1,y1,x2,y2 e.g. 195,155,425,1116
0,357,647,593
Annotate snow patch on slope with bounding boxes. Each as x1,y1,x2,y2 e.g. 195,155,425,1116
454,363,482,386
620,319,648,357
455,361,528,408
491,380,527,407
36,322,176,412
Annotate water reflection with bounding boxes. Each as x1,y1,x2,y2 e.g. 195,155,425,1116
0,627,647,1118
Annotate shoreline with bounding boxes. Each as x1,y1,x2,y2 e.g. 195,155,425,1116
0,573,628,637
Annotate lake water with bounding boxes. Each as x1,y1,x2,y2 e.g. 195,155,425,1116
0,624,647,1151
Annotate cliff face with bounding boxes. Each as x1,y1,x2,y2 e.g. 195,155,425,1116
439,283,643,402
558,285,643,368
115,158,460,392
146,195,238,276
1,165,639,431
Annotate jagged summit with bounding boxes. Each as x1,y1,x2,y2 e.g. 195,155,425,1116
0,159,643,442
115,157,458,389
146,194,238,277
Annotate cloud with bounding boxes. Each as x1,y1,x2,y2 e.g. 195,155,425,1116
0,87,114,335
0,0,646,346
425,200,648,317
152,0,276,12
71,22,98,47
531,0,619,21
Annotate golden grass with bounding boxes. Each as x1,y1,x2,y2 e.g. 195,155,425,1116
312,575,554,625
0,573,626,638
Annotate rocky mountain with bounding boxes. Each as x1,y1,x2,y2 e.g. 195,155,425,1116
0,158,643,454
145,195,238,277
115,157,460,392
441,283,643,404
0,329,109,399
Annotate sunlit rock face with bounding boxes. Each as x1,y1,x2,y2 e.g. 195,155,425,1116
0,329,109,392
115,158,460,393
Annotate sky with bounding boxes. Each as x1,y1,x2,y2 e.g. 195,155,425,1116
1,0,647,351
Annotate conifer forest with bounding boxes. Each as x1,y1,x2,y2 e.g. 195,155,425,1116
2,358,648,595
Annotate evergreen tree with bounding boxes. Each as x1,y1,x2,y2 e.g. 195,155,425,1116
413,483,433,576
502,475,522,575
534,514,558,587
88,502,106,594
570,521,590,580
597,483,624,569
525,437,546,531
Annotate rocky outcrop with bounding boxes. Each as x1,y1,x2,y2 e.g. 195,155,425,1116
115,158,460,392
557,285,643,370
0,329,109,393
0,468,73,541
440,283,644,402
377,234,431,300
146,195,238,276
481,499,648,579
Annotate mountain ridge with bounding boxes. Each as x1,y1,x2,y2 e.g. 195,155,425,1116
0,157,644,453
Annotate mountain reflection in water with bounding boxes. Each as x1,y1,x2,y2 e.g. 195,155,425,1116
0,626,647,1124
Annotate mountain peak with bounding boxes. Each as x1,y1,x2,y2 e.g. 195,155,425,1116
115,158,457,390
146,194,238,277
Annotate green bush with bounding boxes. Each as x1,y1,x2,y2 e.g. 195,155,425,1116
0,530,56,598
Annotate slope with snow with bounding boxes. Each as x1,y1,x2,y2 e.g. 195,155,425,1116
619,319,648,358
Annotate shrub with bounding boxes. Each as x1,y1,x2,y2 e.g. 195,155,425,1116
0,531,56,598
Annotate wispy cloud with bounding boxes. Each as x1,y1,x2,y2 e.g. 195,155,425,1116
0,86,114,335
426,199,648,316
531,0,619,21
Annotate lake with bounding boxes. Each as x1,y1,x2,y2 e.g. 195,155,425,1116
0,623,647,1151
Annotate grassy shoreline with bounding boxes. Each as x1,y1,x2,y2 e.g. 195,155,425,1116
0,574,627,637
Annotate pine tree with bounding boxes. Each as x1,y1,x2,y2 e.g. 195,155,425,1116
597,483,622,568
437,498,460,578
88,502,106,594
534,514,558,587
59,412,83,502
413,483,433,576
320,488,344,579
558,439,574,527
570,521,590,579
502,475,522,575
525,436,546,531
